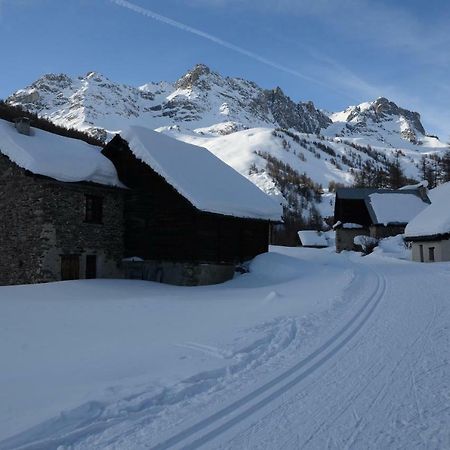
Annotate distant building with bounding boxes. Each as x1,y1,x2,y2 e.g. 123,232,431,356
405,182,450,262
102,126,282,285
298,230,329,248
334,187,430,252
0,118,124,285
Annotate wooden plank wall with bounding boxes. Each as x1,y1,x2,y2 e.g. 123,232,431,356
103,136,269,264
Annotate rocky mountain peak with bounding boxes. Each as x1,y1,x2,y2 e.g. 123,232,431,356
175,63,213,90
333,97,427,144
83,71,109,83
262,86,331,134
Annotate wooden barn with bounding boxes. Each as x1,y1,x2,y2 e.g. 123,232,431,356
102,126,282,285
334,187,430,252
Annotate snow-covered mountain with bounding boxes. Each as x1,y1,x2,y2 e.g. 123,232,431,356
7,65,330,140
328,97,434,147
6,64,448,225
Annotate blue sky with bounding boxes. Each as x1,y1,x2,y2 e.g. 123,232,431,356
1,0,450,138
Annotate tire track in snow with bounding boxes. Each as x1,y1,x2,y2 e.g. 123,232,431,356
150,270,386,450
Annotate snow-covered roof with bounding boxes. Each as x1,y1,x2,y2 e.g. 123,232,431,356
336,187,380,200
0,118,120,186
405,182,450,238
342,223,364,229
335,187,430,226
398,180,428,191
367,192,429,225
429,182,449,204
298,230,328,247
119,126,282,221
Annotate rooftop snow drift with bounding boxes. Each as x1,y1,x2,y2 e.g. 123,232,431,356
405,182,450,238
367,192,429,226
0,118,121,186
119,126,282,221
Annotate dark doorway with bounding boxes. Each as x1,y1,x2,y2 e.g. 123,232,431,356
86,255,97,279
429,247,435,262
61,255,80,280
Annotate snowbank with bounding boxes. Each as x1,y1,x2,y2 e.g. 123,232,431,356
0,119,121,186
370,234,411,260
120,126,282,221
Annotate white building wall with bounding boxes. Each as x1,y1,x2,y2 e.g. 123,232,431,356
411,239,450,262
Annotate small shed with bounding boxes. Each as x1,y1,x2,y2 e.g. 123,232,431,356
334,187,430,252
405,182,450,262
298,230,329,248
102,126,282,285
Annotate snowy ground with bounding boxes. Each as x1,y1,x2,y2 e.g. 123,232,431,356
1,245,449,449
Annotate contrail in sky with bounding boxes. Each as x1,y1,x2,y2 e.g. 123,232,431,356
108,0,330,89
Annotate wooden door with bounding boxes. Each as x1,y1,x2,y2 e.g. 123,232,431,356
61,255,80,280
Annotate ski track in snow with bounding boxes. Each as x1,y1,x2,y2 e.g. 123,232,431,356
2,257,450,449
218,263,450,450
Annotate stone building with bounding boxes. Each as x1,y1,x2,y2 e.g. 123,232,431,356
0,118,124,285
334,187,430,252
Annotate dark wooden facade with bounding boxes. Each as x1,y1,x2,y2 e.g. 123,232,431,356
102,136,270,264
334,196,373,226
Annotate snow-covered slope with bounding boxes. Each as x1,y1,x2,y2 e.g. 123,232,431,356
6,65,449,222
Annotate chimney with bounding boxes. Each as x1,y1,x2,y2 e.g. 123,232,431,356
14,117,31,136
417,180,429,202
418,184,429,202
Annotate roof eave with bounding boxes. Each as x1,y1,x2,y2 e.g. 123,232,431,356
405,232,450,242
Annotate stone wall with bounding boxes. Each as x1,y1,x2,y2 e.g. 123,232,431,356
335,227,370,252
336,225,407,253
122,260,235,286
0,154,124,285
370,225,405,240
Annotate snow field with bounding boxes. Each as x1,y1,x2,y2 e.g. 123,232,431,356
1,245,450,449
0,249,355,448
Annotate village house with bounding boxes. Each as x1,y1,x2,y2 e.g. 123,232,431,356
333,187,430,252
405,182,450,262
0,117,124,285
0,114,281,286
102,126,282,285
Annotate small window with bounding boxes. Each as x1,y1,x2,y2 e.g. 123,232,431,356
85,195,103,224
419,244,424,262
429,247,435,262
86,255,97,279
